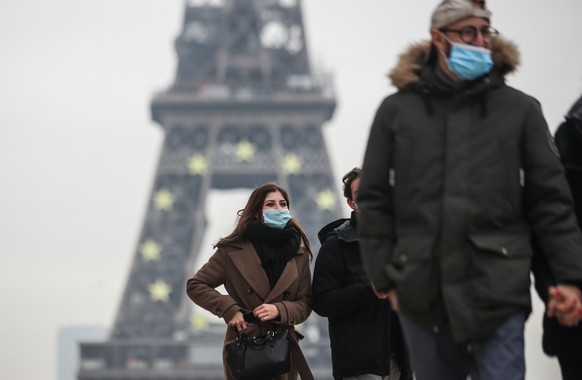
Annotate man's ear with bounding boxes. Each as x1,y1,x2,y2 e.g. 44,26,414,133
346,198,357,211
431,29,448,54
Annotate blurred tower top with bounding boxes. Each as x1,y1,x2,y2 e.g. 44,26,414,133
171,0,327,96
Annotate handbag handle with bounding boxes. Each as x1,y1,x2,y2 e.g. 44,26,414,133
235,329,278,346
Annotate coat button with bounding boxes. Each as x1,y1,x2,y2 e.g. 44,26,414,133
501,247,508,255
400,254,407,262
248,288,253,294
432,325,439,334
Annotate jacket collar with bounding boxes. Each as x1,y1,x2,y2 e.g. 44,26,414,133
388,37,520,91
317,212,359,244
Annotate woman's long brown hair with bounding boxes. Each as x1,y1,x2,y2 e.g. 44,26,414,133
214,183,312,260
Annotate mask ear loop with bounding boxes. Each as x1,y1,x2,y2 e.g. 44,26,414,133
435,32,455,73
433,30,453,58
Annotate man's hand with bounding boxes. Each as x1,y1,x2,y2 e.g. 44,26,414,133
371,283,399,312
371,283,389,299
547,284,582,327
387,289,399,312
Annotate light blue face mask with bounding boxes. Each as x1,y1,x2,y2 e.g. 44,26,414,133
262,209,292,229
446,41,493,81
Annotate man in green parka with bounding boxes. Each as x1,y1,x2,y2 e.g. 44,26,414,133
357,1,582,379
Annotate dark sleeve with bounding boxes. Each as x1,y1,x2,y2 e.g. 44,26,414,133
555,121,582,224
530,237,555,304
522,99,582,285
312,236,375,317
551,121,582,291
358,98,396,291
186,248,240,323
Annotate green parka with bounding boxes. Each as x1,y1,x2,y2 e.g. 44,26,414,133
358,38,582,341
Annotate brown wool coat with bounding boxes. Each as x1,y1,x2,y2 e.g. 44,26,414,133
187,239,312,380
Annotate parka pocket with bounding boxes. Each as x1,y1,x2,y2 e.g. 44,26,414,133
469,233,531,259
468,232,532,308
388,237,439,314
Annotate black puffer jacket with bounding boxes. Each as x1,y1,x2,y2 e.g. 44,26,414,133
532,95,582,356
312,212,412,380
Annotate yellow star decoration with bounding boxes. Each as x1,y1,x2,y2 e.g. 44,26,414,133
235,140,256,162
149,280,172,302
154,189,174,210
187,154,207,175
281,154,302,174
191,314,210,331
139,239,161,262
316,189,337,211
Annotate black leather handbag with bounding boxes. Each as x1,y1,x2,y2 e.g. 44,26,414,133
225,329,290,380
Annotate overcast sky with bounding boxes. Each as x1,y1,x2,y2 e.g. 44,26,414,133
1,1,581,379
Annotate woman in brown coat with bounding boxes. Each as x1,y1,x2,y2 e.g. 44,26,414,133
186,183,313,380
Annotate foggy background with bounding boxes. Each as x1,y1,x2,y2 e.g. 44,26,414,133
1,1,581,379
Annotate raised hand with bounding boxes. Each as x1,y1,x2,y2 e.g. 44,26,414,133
253,303,280,322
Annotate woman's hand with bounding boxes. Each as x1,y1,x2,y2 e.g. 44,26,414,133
253,304,280,321
228,311,248,331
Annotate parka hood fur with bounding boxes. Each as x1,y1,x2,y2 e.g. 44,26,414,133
389,37,520,90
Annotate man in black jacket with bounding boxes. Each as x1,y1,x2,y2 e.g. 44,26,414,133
532,94,582,380
312,168,412,380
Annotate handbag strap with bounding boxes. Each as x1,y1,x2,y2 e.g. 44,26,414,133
287,328,314,380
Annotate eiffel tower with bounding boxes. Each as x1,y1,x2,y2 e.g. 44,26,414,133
78,0,340,378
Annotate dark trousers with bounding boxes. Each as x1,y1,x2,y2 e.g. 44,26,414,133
399,312,525,380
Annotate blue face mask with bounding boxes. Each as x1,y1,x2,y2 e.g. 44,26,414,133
262,209,292,229
446,41,493,81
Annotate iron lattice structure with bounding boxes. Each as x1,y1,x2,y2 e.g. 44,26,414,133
79,0,340,378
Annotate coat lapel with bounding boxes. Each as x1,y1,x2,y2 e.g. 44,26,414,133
265,251,300,303
228,241,302,304
227,241,271,300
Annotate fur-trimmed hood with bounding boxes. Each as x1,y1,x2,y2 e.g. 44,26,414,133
389,37,520,90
